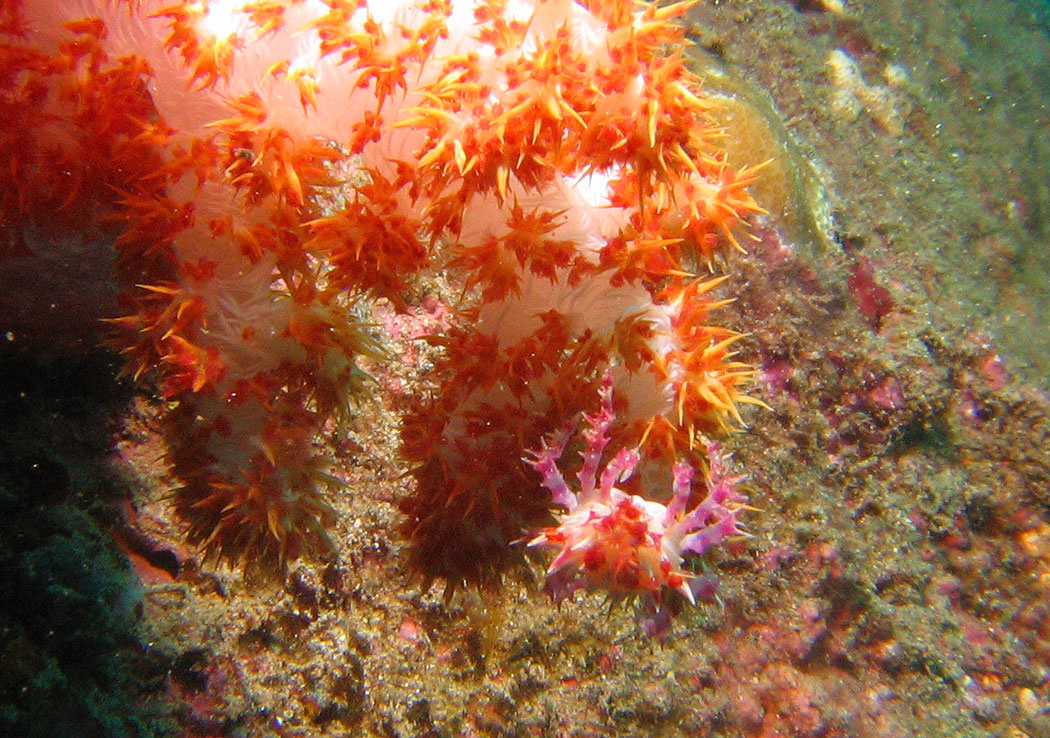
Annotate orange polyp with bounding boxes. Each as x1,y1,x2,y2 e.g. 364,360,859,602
287,64,319,112
62,16,107,39
231,222,277,263
162,335,226,394
241,0,288,38
210,91,268,132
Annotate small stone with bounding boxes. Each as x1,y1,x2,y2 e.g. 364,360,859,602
1018,687,1041,717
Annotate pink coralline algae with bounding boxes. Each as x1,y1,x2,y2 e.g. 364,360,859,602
527,374,748,625
847,255,895,332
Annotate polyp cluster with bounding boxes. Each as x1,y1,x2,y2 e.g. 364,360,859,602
1,0,765,614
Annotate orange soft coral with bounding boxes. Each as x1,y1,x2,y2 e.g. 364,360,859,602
4,0,766,596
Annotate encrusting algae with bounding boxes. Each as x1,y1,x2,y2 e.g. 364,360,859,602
1,0,777,624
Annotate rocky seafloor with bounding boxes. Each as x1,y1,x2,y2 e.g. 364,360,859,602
2,1,1049,737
